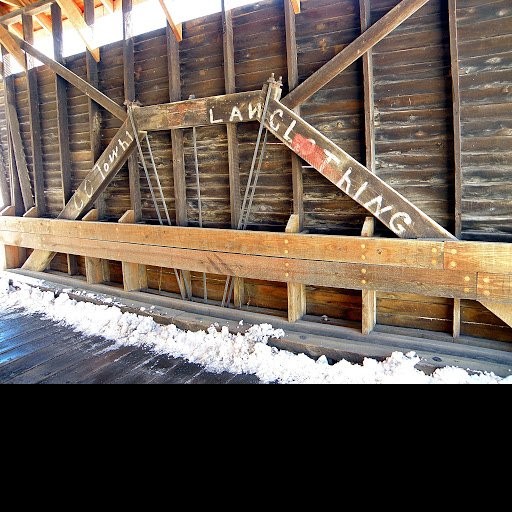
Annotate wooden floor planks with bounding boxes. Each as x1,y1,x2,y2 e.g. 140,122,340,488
0,310,260,385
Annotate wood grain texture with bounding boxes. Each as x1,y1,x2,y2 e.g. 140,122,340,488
22,14,45,216
119,209,148,291
361,217,377,335
286,214,306,322
21,119,145,272
83,209,110,284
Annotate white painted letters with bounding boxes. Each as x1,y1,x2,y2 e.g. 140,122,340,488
284,120,297,143
109,146,120,163
209,108,224,124
230,107,244,123
390,212,413,236
270,109,284,132
84,180,94,199
118,137,130,151
354,182,368,200
336,167,352,194
364,196,394,218
73,195,84,212
249,102,262,120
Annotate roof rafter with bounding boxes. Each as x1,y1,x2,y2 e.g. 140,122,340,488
56,0,100,61
159,0,182,42
0,22,26,69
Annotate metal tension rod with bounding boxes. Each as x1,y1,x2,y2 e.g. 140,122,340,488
221,75,279,308
127,105,189,301
190,95,208,304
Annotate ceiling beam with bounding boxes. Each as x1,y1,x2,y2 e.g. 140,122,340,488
159,0,182,42
56,0,100,61
34,12,52,34
1,0,24,8
7,20,23,38
0,0,54,25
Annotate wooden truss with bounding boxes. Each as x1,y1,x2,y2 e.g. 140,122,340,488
0,0,510,335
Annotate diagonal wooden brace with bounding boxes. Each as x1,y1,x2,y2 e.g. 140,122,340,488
23,118,146,272
264,93,455,240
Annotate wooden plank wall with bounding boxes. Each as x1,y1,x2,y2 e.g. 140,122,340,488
298,0,368,235
457,0,512,241
371,0,455,334
2,0,512,342
456,0,512,339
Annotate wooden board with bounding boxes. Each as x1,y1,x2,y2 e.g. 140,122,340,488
22,119,146,272
264,92,456,239
134,90,264,128
0,227,486,302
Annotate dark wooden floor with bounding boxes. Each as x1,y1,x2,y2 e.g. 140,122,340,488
0,309,261,384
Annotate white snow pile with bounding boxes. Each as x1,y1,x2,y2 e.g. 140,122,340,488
1,273,511,384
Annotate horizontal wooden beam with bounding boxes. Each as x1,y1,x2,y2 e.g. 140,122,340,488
134,91,265,131
1,225,510,306
282,0,431,109
0,217,448,269
0,0,53,24
1,218,512,307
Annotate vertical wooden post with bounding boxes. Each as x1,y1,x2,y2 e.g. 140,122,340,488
167,22,192,298
449,0,462,337
360,0,377,336
453,299,461,339
360,0,376,174
284,0,304,230
449,0,462,239
83,209,110,284
0,76,10,207
2,48,34,214
118,210,148,291
222,1,241,228
0,205,25,270
286,214,307,322
52,3,77,275
0,148,9,209
123,0,142,222
222,1,244,308
22,14,45,217
1,48,24,217
84,0,105,218
361,217,377,335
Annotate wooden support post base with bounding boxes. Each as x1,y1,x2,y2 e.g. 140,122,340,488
119,210,148,292
84,209,110,285
286,214,306,323
361,217,377,335
0,206,25,270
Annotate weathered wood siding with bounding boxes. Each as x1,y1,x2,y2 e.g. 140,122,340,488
1,0,511,342
457,0,512,241
298,0,368,234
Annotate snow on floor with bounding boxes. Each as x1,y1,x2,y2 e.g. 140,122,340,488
1,273,511,384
